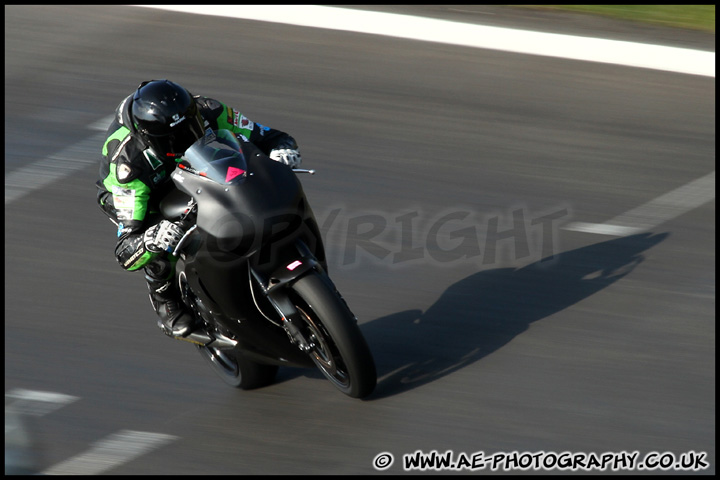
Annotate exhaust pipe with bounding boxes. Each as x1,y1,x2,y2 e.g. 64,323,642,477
158,321,238,349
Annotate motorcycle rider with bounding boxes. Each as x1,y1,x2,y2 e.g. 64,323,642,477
96,79,302,338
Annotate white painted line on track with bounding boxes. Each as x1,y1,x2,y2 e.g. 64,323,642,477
563,171,715,236
4,133,105,204
5,115,112,205
5,391,178,475
42,430,178,475
5,7,713,207
88,115,115,131
131,5,715,77
5,388,79,417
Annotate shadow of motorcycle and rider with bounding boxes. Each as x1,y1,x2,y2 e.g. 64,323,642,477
357,232,669,400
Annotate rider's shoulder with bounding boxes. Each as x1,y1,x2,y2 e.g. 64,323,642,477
112,93,135,128
194,95,227,113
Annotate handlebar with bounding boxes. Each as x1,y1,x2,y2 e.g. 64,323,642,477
172,224,197,257
172,201,198,256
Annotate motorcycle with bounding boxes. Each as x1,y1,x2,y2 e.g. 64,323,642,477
157,129,376,398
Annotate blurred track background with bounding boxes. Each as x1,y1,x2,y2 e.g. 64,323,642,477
5,5,715,475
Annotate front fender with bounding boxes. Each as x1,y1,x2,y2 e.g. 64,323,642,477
253,255,318,295
249,239,324,294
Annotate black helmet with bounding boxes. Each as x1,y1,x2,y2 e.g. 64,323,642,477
131,80,205,158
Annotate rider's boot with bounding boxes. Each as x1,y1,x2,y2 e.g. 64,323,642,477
146,273,195,338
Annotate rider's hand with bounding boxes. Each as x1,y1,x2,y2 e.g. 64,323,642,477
269,148,302,168
144,220,185,253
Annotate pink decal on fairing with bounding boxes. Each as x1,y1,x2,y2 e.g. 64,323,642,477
287,260,302,271
226,166,245,182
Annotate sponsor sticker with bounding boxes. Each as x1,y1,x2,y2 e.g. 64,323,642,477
116,209,133,222
112,186,135,221
169,113,186,127
123,247,145,268
234,112,253,131
143,149,163,170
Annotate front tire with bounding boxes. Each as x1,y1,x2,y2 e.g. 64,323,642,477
291,272,376,398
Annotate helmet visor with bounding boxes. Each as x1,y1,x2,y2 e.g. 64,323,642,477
143,111,205,158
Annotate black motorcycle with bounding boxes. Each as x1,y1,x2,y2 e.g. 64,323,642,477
156,129,376,398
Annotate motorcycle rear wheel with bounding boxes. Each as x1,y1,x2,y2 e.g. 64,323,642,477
198,345,278,389
290,272,376,398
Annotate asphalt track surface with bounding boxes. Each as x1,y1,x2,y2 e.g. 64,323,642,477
5,5,715,475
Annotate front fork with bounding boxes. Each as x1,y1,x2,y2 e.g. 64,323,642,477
266,293,313,353
249,242,322,353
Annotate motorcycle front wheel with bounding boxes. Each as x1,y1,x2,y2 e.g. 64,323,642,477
290,272,377,398
197,345,278,390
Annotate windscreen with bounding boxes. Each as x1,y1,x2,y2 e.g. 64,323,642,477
179,129,248,185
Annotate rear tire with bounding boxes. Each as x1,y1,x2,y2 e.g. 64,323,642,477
291,272,376,398
198,345,278,389
182,271,278,390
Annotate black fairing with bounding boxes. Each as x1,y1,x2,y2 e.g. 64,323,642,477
160,134,325,367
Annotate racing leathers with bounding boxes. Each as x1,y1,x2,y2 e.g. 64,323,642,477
96,93,300,336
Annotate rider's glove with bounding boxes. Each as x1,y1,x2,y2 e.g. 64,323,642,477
269,148,302,168
143,220,185,253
